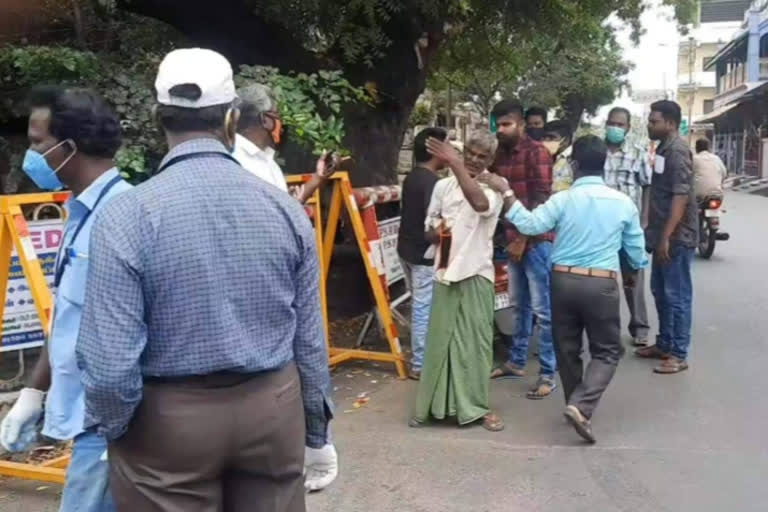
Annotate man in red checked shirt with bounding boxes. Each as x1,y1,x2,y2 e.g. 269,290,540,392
489,99,558,401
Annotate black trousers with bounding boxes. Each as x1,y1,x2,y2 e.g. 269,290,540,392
551,272,625,419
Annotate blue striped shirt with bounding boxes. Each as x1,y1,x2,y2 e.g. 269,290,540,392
76,138,332,447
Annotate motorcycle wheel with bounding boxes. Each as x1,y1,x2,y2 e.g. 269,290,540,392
697,215,716,259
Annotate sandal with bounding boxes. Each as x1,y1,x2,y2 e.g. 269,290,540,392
631,337,649,347
490,362,526,380
408,417,426,428
653,358,689,374
526,376,557,400
481,412,504,432
634,345,671,360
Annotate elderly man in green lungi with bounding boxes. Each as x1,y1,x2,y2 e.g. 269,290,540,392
409,130,506,432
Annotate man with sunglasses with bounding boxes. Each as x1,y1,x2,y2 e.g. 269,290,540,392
0,86,131,512
234,84,336,204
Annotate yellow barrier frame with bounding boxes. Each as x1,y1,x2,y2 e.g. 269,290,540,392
0,192,71,484
286,172,406,378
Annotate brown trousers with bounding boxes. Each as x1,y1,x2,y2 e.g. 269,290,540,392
107,363,306,512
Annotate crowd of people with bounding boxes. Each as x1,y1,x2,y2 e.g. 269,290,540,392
398,98,704,442
0,43,724,512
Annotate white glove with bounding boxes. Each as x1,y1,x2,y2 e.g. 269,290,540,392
0,388,44,452
304,444,338,492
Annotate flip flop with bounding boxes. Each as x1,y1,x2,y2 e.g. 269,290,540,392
490,363,526,380
482,412,504,432
526,377,557,400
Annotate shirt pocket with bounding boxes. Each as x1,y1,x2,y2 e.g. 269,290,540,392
58,255,89,307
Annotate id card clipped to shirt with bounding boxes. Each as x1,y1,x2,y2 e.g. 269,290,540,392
653,155,665,175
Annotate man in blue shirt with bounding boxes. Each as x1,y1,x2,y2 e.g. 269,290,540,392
481,135,647,443
0,86,131,512
75,49,332,512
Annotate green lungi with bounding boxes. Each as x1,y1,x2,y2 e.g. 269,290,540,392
413,275,494,425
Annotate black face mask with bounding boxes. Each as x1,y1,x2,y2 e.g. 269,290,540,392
526,126,545,141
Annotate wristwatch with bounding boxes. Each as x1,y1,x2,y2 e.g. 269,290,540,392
503,190,515,199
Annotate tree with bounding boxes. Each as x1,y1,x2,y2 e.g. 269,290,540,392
103,0,695,185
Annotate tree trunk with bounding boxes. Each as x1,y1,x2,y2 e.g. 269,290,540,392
562,93,586,133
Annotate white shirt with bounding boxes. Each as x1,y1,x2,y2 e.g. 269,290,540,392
424,173,502,284
233,134,288,192
693,151,727,197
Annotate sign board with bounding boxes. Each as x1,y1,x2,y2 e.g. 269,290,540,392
376,217,405,285
632,89,668,105
2,219,63,352
680,118,690,136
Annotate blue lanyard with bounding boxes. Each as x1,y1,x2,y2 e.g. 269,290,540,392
54,175,123,288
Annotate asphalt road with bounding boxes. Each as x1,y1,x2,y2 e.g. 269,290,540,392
3,191,767,511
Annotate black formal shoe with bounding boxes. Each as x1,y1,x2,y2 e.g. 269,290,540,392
564,405,596,443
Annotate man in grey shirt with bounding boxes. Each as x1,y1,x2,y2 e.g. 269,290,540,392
636,100,697,375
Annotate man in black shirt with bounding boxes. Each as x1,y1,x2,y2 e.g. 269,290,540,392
398,127,448,380
637,100,697,374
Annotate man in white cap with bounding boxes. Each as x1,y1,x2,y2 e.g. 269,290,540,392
75,48,333,511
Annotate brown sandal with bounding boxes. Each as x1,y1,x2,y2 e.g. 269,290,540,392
482,412,504,432
526,377,557,400
634,345,671,360
490,362,526,379
653,358,689,374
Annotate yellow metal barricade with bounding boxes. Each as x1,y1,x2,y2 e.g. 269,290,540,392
0,192,71,484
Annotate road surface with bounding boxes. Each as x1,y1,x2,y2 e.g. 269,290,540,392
2,191,767,511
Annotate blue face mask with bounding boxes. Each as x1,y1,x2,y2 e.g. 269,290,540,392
21,139,75,191
605,126,627,145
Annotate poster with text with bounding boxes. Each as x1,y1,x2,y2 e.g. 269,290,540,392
1,219,64,352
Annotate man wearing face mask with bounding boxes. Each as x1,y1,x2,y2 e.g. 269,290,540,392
603,107,652,348
234,85,340,493
542,120,574,193
75,48,332,511
525,106,548,142
0,86,131,512
234,84,336,203
489,99,557,402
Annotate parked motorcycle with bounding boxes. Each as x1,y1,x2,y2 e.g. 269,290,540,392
697,193,730,259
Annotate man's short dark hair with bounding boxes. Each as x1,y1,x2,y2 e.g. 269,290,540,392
650,100,682,127
413,127,447,163
27,85,122,159
695,138,710,153
156,84,231,133
543,120,572,141
572,135,607,176
491,99,524,120
525,106,548,123
607,107,631,126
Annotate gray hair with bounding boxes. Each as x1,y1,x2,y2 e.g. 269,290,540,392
236,83,276,113
466,129,498,157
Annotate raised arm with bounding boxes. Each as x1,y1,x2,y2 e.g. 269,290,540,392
426,138,489,213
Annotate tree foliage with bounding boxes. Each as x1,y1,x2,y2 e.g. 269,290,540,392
235,66,372,156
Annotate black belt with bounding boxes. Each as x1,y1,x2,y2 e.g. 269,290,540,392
144,371,260,388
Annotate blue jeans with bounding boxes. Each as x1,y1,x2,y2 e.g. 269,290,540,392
401,259,435,371
650,244,694,360
507,241,556,377
59,431,114,512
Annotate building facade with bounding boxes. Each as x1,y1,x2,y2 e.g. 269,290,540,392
700,1,768,176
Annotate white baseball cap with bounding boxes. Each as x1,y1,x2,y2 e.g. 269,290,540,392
155,48,236,108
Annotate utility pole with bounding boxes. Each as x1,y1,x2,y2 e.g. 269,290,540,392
688,36,696,144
